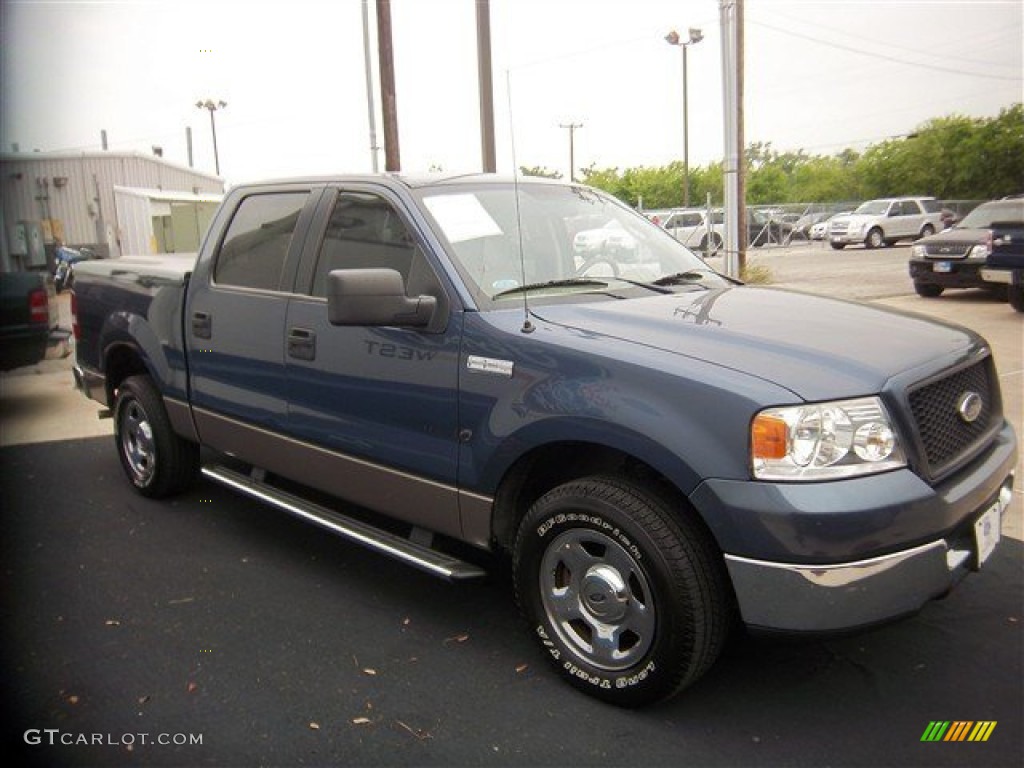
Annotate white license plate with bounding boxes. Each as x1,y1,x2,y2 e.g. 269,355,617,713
974,502,1002,568
933,261,953,273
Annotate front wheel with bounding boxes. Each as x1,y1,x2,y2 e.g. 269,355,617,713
914,283,944,298
830,242,846,250
114,375,199,497
865,228,884,249
513,476,731,707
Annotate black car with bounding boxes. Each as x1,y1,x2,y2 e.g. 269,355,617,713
908,198,1024,298
0,271,60,370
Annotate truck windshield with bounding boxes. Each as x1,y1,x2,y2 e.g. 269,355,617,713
416,182,724,308
854,201,891,216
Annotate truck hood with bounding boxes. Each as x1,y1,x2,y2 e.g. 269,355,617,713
832,213,875,226
532,286,977,401
917,228,988,247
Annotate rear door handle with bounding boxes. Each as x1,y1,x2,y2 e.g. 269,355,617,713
287,327,316,361
192,311,212,339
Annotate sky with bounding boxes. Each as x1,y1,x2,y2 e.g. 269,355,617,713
1,0,1021,186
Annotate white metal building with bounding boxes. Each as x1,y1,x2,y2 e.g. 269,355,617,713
1,151,224,272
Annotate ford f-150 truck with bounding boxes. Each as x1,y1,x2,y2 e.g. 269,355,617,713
0,271,63,370
981,220,1024,312
72,175,1017,707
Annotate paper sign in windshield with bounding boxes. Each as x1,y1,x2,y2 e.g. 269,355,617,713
423,194,503,243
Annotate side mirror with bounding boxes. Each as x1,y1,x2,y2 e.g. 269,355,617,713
327,268,436,328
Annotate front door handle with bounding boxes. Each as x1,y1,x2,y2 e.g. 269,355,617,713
192,311,212,339
287,327,316,361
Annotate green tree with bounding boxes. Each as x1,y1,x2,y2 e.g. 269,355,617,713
579,103,1022,208
519,165,563,179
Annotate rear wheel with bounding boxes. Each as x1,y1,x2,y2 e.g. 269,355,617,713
513,476,731,707
699,234,723,256
114,375,199,497
830,242,845,250
920,224,935,238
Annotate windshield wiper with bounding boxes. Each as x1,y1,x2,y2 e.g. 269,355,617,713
651,270,714,287
492,278,609,299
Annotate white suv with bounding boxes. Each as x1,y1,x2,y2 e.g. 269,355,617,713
651,208,725,255
829,197,943,250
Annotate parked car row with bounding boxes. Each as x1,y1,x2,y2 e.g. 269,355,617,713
645,207,794,253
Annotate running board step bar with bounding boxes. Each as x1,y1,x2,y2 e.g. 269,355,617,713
201,464,487,581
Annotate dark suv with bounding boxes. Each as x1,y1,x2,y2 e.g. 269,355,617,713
909,198,1024,298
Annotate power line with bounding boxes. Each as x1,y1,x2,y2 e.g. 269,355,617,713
749,18,1022,82
763,6,1021,71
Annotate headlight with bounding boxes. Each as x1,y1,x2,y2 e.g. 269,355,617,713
751,396,906,480
911,244,927,258
969,243,990,259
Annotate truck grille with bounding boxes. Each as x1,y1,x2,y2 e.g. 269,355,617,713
907,358,997,479
925,243,971,258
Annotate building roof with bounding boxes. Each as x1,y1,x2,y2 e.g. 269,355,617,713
0,149,222,183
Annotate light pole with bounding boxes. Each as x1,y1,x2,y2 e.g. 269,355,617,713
665,28,703,207
196,99,227,176
559,122,583,181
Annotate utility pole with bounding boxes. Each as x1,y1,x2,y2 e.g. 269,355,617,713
736,0,746,273
376,0,401,171
477,0,496,173
362,0,380,172
559,122,583,181
719,1,744,279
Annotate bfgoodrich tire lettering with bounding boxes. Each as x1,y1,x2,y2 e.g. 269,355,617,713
513,476,731,707
113,375,199,498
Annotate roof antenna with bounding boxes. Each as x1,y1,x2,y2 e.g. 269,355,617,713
506,70,534,334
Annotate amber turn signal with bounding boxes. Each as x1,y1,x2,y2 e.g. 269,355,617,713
751,414,788,460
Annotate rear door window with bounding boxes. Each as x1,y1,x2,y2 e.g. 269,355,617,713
214,193,309,291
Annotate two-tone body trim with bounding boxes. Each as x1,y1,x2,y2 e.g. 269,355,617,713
191,406,494,546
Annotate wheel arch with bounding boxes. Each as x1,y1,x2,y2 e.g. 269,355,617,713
103,340,153,406
489,440,719,557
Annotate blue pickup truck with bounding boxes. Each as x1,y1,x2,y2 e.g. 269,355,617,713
72,175,1017,706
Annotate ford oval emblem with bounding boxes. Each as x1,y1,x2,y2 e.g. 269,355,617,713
957,391,983,424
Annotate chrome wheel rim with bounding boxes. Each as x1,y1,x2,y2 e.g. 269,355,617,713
539,528,655,671
121,400,156,485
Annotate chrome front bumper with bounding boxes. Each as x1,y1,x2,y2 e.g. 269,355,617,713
725,477,1014,632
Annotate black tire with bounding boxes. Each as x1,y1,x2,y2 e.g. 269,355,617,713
914,283,944,298
698,234,723,256
113,375,199,498
920,224,935,238
830,242,845,250
1010,287,1024,313
513,476,731,707
865,228,884,249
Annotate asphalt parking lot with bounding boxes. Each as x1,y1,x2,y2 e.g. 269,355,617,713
1,247,1021,767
